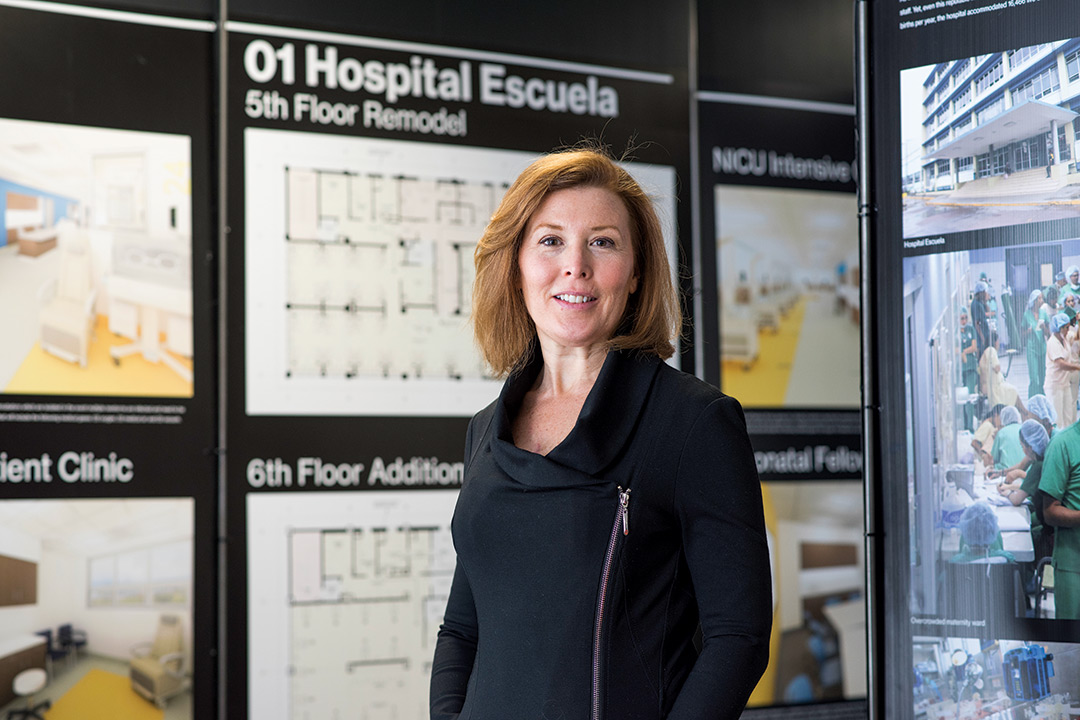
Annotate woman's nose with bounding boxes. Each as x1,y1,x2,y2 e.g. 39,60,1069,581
563,244,590,278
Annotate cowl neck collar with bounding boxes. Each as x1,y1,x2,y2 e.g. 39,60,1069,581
490,347,662,487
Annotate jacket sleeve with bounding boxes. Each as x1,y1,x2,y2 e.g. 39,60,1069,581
429,562,478,719
667,395,772,720
429,414,482,719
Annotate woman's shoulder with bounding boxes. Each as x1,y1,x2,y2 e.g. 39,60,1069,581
650,360,746,424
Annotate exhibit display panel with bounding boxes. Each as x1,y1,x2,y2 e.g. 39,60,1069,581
867,0,1080,717
222,4,691,718
0,3,217,720
697,2,867,717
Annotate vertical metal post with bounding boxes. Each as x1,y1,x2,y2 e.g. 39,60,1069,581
688,0,704,377
217,1,229,717
854,0,878,718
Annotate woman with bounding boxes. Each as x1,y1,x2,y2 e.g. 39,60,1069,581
999,419,1050,508
1063,265,1080,302
1065,306,1080,426
977,331,1024,416
990,395,1056,483
1045,312,1080,428
1040,285,1060,336
1024,289,1046,398
430,148,771,720
990,406,1024,471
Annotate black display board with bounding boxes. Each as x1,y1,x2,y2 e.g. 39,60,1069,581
221,6,691,718
868,0,1080,717
697,1,867,714
0,4,217,719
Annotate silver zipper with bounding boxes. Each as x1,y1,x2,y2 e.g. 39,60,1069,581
591,486,630,720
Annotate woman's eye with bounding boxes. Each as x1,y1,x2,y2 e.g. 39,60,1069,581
592,236,614,247
540,236,560,246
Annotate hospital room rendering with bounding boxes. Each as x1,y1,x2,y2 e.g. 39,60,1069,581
904,239,1080,623
0,499,193,720
756,481,865,707
717,184,861,408
0,118,193,398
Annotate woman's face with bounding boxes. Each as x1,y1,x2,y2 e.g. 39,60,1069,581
1066,294,1077,309
518,186,638,354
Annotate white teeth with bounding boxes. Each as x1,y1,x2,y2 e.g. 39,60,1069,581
555,294,595,304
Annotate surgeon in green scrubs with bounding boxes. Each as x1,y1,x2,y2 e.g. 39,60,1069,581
1039,421,1080,619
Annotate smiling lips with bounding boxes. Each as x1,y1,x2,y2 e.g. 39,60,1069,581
555,294,597,304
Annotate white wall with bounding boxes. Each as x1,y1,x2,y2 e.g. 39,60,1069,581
0,541,192,673
39,547,193,670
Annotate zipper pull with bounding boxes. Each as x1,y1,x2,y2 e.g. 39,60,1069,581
619,487,631,536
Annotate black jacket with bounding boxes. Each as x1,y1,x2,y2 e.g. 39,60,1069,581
430,349,771,720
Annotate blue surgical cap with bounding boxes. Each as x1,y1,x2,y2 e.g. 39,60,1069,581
1052,312,1071,333
959,502,999,547
1027,394,1057,425
974,281,989,294
1069,265,1080,279
1029,289,1043,308
1058,271,1067,282
1000,406,1021,426
1020,419,1050,458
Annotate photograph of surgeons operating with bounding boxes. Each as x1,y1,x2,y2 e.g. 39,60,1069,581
904,240,1080,622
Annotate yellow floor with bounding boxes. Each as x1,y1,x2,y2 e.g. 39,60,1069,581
45,668,163,720
5,315,194,397
721,297,806,407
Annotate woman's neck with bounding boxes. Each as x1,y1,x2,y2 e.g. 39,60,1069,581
532,343,609,397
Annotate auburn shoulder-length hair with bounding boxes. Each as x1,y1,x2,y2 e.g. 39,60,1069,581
472,147,682,377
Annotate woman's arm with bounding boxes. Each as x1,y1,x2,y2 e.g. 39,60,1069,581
668,396,772,720
430,563,478,720
429,414,488,720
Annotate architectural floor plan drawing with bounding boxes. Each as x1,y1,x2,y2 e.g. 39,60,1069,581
248,491,459,720
284,169,496,384
245,128,679,416
289,525,455,720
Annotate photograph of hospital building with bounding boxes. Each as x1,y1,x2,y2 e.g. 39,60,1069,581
901,39,1080,238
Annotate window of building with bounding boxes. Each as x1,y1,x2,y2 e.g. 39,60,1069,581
1007,44,1049,69
936,159,951,176
957,157,973,172
992,146,1009,175
976,97,1005,125
88,540,191,608
1068,50,1080,83
952,58,971,83
976,60,1004,94
1012,65,1060,104
1059,124,1072,162
954,85,971,112
954,115,972,135
976,153,991,178
1014,140,1034,171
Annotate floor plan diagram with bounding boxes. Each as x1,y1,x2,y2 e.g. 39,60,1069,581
245,129,678,417
248,491,459,720
288,524,455,720
284,169,499,383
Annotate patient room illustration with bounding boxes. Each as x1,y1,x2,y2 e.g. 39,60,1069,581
0,118,192,397
0,498,193,720
716,185,860,408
